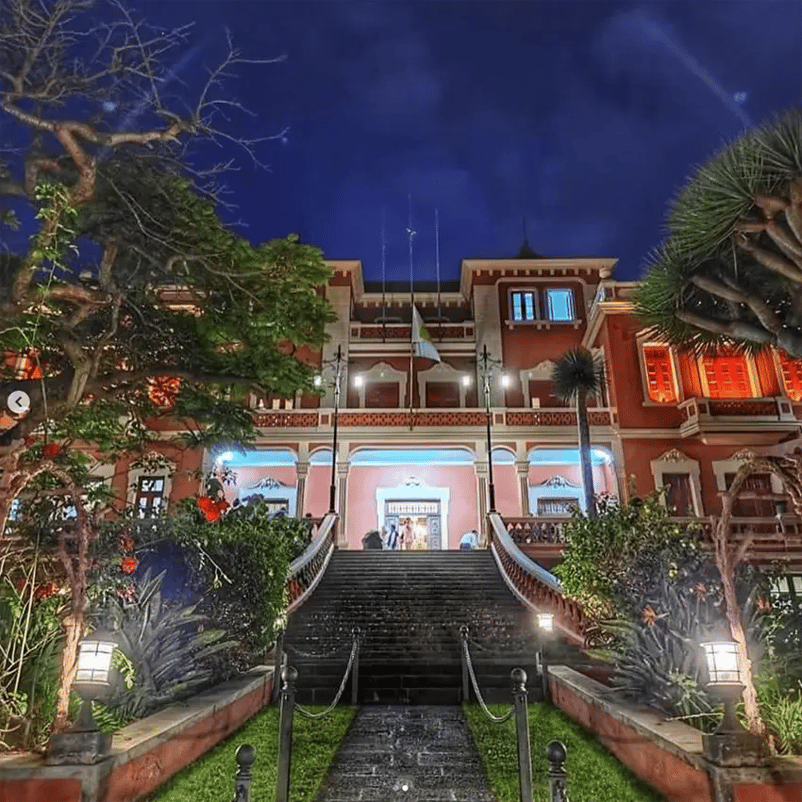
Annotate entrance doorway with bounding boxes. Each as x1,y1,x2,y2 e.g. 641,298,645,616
384,500,441,550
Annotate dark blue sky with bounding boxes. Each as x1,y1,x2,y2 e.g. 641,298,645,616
143,1,801,282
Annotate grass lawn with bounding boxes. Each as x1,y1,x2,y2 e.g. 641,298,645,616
146,705,355,802
464,703,666,802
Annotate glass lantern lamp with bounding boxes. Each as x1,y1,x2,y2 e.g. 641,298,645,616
537,613,554,634
702,641,744,733
46,631,118,765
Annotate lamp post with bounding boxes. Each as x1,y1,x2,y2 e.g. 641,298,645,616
46,631,117,765
316,345,345,514
478,345,509,514
537,612,554,704
700,640,769,767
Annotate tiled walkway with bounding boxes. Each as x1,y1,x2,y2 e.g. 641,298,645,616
316,706,496,802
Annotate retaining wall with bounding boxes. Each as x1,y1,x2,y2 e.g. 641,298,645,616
0,665,274,802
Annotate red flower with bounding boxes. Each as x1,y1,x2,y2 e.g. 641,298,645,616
43,442,60,459
197,496,223,522
34,582,58,600
120,534,135,553
120,556,139,574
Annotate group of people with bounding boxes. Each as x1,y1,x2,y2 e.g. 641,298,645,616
382,517,426,550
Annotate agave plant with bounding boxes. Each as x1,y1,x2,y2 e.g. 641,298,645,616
93,568,236,721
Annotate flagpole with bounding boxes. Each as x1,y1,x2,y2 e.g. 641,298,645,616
381,207,387,343
406,195,416,427
435,208,442,338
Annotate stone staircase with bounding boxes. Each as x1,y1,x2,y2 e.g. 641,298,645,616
283,550,585,705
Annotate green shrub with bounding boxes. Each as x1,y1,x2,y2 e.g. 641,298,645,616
92,568,235,721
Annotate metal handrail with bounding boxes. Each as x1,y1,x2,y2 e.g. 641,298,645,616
286,512,337,614
489,513,563,592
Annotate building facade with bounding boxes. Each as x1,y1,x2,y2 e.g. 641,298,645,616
90,253,802,572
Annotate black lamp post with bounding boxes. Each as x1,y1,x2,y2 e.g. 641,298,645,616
316,344,345,514
479,344,508,514
537,612,554,704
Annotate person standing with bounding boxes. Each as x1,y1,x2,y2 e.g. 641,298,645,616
386,522,400,550
400,517,414,551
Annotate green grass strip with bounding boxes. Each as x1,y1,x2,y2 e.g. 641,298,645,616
463,703,666,802
147,705,355,802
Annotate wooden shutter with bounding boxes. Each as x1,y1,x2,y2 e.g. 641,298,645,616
643,346,677,402
725,472,774,517
426,381,460,408
365,381,399,408
778,351,802,401
702,353,752,398
661,472,693,515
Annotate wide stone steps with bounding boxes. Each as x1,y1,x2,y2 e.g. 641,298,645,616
284,549,569,704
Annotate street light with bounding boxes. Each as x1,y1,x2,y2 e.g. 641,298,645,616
46,631,118,765
479,344,506,514
537,612,554,704
702,641,743,733
316,345,346,514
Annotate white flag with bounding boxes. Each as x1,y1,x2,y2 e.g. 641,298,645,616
411,306,441,362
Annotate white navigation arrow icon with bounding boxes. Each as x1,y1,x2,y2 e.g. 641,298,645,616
7,391,31,414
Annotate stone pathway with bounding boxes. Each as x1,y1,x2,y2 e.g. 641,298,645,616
316,706,496,802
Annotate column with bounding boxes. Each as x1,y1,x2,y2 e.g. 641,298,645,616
337,463,349,548
295,461,309,516
476,461,489,547
516,460,531,516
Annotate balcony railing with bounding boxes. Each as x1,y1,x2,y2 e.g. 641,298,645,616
678,397,797,437
499,513,802,571
349,321,475,340
254,407,616,428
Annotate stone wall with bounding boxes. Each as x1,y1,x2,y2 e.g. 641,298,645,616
549,665,802,802
0,665,274,802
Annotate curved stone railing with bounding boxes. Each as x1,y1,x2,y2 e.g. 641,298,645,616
487,512,586,645
286,513,337,614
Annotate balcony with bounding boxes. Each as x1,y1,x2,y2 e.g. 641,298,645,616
348,321,475,341
677,396,799,444
252,407,616,429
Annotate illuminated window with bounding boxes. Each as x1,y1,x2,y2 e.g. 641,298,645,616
510,290,536,321
135,476,165,519
545,288,575,321
702,352,752,398
643,345,677,403
778,352,802,401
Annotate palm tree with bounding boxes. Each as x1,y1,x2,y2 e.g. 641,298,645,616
634,110,802,357
551,348,605,519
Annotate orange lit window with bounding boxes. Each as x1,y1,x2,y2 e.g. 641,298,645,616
702,352,752,398
3,350,42,380
778,352,802,401
148,376,181,407
643,346,677,402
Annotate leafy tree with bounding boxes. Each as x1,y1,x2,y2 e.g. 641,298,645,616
634,110,802,356
551,347,605,518
0,0,332,731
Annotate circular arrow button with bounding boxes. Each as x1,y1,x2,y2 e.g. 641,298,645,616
7,390,31,414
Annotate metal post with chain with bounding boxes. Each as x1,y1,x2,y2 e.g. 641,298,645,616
547,740,570,802
230,744,256,802
511,668,533,802
275,665,297,802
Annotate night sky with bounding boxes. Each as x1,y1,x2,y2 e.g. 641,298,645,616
78,2,802,282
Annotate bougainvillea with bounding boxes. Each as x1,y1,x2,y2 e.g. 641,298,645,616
120,557,139,575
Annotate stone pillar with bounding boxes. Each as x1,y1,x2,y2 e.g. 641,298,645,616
516,460,530,516
476,461,489,547
337,463,349,548
295,461,309,516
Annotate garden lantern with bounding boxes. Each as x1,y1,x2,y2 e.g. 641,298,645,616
537,613,554,634
702,641,744,734
46,631,118,765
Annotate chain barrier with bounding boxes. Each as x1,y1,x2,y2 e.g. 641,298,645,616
293,629,360,719
461,632,514,723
